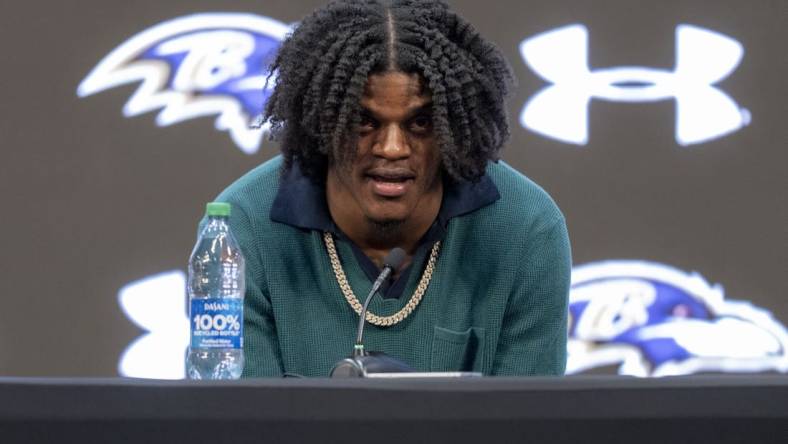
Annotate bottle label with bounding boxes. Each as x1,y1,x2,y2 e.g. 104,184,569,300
189,298,243,349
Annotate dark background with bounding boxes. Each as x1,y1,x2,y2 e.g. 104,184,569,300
0,0,785,376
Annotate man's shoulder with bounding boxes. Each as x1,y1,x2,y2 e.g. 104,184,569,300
466,161,565,244
216,156,283,211
482,161,565,233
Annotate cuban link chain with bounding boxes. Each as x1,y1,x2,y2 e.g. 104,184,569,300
323,231,440,327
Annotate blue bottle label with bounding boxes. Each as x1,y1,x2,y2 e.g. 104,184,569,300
189,298,243,349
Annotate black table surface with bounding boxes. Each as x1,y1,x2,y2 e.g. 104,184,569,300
1,375,786,443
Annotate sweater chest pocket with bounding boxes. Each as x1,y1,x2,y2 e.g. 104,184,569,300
430,326,486,372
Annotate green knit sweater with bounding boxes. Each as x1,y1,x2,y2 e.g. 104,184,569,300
215,156,571,377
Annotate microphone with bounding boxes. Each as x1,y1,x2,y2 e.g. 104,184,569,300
354,248,406,355
330,248,415,377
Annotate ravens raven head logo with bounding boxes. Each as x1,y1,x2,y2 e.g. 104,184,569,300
77,13,291,154
568,260,788,376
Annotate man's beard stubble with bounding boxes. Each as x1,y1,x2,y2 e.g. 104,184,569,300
367,217,406,243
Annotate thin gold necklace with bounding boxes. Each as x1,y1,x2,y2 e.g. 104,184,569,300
323,231,440,327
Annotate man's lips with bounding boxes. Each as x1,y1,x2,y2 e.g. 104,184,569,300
365,168,415,197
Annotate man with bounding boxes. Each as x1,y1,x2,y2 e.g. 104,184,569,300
213,0,571,377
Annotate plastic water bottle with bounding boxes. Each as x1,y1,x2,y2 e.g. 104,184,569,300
186,202,245,379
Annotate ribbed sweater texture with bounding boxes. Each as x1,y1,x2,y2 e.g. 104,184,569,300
214,156,571,377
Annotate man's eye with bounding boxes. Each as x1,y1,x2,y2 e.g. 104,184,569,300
358,115,377,131
409,115,432,132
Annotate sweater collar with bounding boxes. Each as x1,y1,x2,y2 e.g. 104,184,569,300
270,162,500,236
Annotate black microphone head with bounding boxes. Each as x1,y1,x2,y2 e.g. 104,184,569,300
383,248,406,270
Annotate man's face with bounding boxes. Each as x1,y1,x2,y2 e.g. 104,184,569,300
327,71,442,227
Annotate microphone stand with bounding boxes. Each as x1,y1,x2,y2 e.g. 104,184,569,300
330,249,415,377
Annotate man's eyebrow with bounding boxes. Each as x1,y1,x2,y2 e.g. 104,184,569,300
359,102,433,119
404,102,433,120
411,102,433,113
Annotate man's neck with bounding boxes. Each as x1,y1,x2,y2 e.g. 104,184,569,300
348,219,431,270
338,205,441,269
326,180,443,270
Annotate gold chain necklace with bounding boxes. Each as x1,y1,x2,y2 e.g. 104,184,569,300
323,231,440,327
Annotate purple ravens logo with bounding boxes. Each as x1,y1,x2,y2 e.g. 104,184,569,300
568,261,788,376
77,13,291,154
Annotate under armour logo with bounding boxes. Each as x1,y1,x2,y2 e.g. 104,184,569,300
118,271,189,379
519,24,750,146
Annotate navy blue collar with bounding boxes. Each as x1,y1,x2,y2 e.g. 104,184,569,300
270,163,501,241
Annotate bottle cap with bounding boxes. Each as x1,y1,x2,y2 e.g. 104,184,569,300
206,202,231,217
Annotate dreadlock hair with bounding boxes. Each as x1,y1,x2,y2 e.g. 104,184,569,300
264,0,514,183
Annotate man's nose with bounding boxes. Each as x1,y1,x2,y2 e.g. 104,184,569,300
373,124,410,160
